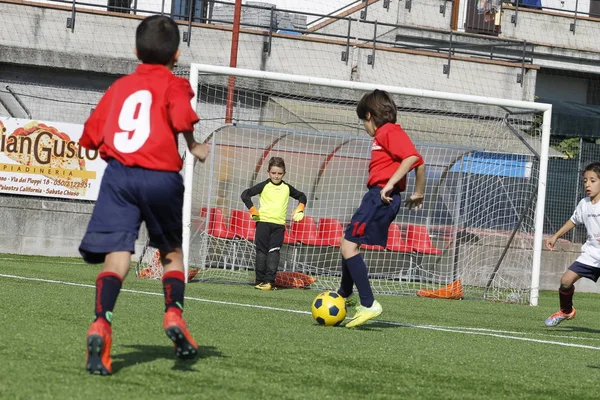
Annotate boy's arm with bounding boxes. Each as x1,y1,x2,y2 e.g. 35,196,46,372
241,181,268,220
167,79,200,133
168,79,208,161
80,89,113,150
288,184,308,221
405,162,426,210
546,220,576,251
288,184,308,206
381,155,421,203
182,132,209,162
80,113,103,150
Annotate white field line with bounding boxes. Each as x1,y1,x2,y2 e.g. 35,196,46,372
380,321,600,350
0,257,87,265
1,272,600,350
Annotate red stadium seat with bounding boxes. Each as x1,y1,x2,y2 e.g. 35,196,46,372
317,218,344,247
405,224,442,255
283,226,297,244
229,209,256,241
290,216,321,246
200,207,235,239
385,223,412,252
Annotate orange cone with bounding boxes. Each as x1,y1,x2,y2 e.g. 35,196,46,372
417,279,463,300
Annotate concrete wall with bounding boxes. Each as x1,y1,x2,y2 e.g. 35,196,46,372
502,7,600,53
0,195,93,257
311,0,452,39
0,195,147,259
0,2,535,100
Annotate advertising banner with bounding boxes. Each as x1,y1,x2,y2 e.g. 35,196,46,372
0,118,106,200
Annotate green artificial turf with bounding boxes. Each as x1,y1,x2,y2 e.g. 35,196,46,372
1,254,600,399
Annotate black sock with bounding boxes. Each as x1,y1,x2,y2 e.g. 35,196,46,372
163,270,185,312
559,286,575,313
265,250,280,284
346,254,374,307
94,272,122,324
255,251,267,284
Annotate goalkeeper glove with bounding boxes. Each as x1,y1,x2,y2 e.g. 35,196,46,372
292,204,305,222
249,206,260,221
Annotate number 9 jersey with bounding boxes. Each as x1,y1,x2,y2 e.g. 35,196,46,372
79,64,200,172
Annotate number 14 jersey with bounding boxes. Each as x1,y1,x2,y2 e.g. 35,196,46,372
79,64,200,172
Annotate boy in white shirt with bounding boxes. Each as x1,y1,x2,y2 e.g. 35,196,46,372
545,162,600,327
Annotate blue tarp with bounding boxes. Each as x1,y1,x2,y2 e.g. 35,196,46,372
449,152,531,178
518,0,542,8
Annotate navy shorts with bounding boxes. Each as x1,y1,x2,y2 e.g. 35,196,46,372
344,186,401,247
79,159,184,264
568,261,600,282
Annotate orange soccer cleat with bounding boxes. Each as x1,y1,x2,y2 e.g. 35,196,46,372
545,308,576,327
86,318,113,375
163,310,198,359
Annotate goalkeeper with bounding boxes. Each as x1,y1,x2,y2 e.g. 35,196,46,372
241,156,307,290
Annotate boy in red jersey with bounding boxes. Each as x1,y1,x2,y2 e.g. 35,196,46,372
79,15,209,375
340,89,426,328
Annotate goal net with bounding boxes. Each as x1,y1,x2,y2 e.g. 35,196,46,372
181,64,551,305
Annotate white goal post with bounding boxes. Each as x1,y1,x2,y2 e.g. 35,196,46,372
182,63,552,306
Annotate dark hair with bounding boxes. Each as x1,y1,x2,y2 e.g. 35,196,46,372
268,157,286,173
584,162,600,177
356,89,397,127
136,15,180,65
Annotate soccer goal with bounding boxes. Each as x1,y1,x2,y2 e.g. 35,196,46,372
178,63,551,306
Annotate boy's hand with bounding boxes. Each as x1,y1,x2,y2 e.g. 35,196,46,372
292,204,305,222
249,206,260,221
380,184,394,204
190,143,210,162
404,193,424,210
546,236,557,251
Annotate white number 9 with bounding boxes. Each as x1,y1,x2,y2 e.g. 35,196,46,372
114,90,152,153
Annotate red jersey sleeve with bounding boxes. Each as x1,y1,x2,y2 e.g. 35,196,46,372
166,78,200,134
80,87,114,150
379,126,424,168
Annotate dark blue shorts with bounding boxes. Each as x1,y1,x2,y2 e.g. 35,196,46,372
568,261,600,282
79,159,184,264
344,186,401,247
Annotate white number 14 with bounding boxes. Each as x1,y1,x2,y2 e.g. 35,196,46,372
114,90,152,153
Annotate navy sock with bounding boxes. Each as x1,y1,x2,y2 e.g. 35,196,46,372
345,254,374,307
338,257,354,298
163,270,185,312
94,272,122,324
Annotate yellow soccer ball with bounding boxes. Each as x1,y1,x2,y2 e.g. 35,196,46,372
311,291,347,326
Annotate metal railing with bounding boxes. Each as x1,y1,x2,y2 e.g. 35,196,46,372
19,0,535,70
509,0,599,34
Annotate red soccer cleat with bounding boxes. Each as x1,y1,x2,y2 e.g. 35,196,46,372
163,310,198,359
86,318,113,375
